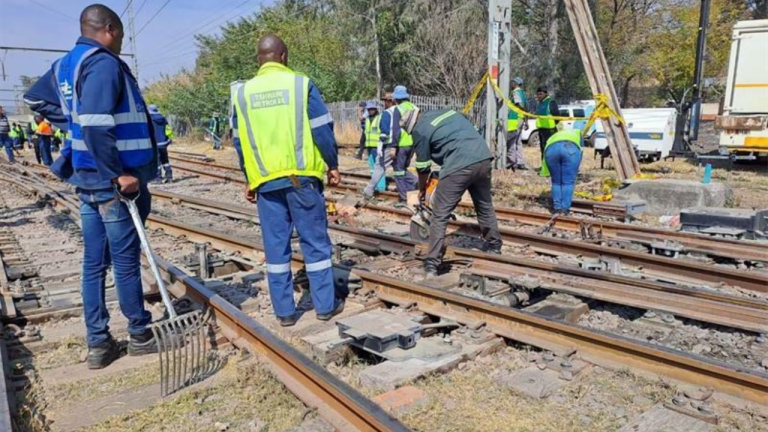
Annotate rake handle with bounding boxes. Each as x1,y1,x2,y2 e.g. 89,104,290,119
119,191,178,319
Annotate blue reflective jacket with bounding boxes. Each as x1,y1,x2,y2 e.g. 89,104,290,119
149,112,170,147
54,42,154,172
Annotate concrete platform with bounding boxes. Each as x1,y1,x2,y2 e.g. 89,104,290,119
614,179,733,216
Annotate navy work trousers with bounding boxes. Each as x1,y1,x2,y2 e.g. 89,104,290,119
256,178,336,318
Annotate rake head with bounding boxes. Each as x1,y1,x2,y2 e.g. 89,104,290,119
151,310,213,396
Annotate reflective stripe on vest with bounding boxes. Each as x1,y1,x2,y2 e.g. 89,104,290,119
536,96,555,129
53,44,153,170
235,63,325,190
395,102,414,147
365,115,381,148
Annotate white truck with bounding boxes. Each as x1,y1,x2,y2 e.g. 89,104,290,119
715,19,768,157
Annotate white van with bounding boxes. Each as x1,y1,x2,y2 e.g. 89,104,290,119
594,108,677,161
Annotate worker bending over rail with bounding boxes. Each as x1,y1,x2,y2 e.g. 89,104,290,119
401,107,503,277
233,34,345,327
541,128,583,215
25,4,159,368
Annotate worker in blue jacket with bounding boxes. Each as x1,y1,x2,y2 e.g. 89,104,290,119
24,4,158,370
148,105,173,182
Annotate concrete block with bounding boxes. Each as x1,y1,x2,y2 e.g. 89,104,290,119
359,337,502,391
614,179,733,216
618,404,715,432
373,386,429,415
496,367,568,399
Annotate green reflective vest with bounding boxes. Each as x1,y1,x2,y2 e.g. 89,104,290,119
234,62,326,190
365,115,381,148
536,96,556,129
540,129,582,177
165,124,175,140
507,88,527,131
395,101,415,147
8,129,17,139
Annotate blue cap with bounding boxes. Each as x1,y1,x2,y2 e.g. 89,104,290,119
365,100,378,110
393,85,410,100
148,104,159,113
513,77,523,85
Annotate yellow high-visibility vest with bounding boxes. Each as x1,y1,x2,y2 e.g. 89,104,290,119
234,62,326,190
365,115,381,148
536,96,556,129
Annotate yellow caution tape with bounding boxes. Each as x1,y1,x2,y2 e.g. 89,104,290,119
464,70,628,139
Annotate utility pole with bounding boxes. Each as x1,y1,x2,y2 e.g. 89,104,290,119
126,0,140,80
486,0,511,170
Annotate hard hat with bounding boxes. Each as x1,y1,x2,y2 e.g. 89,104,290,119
513,77,523,85
365,101,378,110
393,85,410,100
148,104,159,113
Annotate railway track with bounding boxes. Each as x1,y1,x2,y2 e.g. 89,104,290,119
0,165,411,432
165,157,768,292
4,159,768,428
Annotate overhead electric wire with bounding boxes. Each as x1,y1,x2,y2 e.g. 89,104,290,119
147,0,257,56
25,0,78,20
119,0,134,18
136,0,173,36
134,0,150,17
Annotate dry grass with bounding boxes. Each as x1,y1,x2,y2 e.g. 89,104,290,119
80,356,306,432
399,361,676,432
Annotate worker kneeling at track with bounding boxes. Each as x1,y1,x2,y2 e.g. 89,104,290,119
234,34,345,327
540,128,583,215
401,107,503,277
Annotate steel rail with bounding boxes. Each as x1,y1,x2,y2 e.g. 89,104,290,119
0,168,412,432
167,157,767,263
147,190,768,333
155,257,411,432
9,165,768,404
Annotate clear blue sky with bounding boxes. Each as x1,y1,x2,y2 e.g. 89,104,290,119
0,0,271,109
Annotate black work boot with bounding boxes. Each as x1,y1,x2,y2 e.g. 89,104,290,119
485,241,503,255
87,336,122,369
278,313,299,327
128,329,158,356
423,261,439,278
316,299,345,321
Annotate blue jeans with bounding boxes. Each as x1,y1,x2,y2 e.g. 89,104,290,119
544,141,582,211
39,135,53,166
256,179,336,318
1,134,14,163
79,185,152,347
393,146,418,201
213,135,221,150
367,149,386,192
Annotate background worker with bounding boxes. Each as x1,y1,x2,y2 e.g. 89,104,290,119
402,107,502,277
53,127,63,153
534,87,559,164
25,122,36,151
506,77,528,170
14,123,27,150
541,128,583,215
34,116,54,166
355,101,367,160
0,107,13,163
381,86,418,203
149,105,173,183
362,100,387,196
233,34,344,327
25,4,158,369
8,124,19,160
209,112,222,150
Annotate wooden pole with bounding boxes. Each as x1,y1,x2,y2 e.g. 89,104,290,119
563,0,640,180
